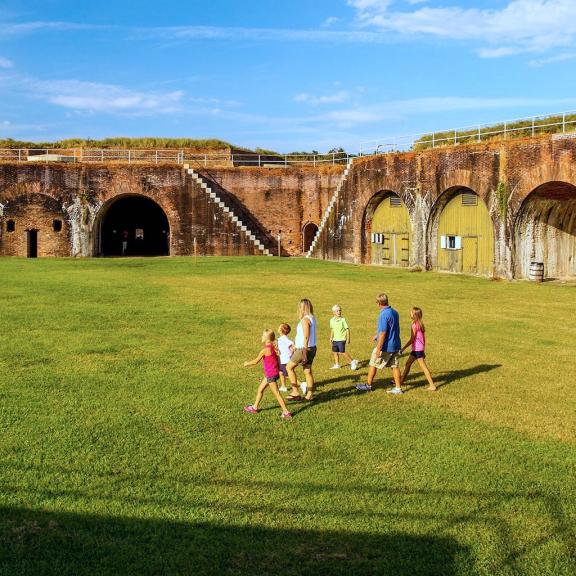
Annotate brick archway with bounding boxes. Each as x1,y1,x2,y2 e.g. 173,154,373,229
93,194,171,256
514,181,576,279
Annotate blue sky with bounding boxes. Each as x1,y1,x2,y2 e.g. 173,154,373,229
2,0,576,152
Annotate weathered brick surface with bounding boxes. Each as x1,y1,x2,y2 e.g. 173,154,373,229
312,134,576,278
0,163,337,258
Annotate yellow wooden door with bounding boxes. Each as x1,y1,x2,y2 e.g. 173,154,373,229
437,191,493,275
462,237,478,273
370,194,410,266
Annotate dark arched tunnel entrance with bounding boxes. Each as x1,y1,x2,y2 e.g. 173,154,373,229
97,196,170,256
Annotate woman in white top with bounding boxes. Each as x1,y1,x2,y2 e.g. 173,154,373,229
286,298,317,401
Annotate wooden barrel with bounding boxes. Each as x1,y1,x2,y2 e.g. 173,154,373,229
529,261,544,282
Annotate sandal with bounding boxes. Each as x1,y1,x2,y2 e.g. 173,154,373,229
286,395,302,401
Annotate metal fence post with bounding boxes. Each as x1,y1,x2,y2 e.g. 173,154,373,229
477,126,481,143
454,129,457,144
204,154,207,167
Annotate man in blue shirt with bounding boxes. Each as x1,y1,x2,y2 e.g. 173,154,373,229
356,293,403,394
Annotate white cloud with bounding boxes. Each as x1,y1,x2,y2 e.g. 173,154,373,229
348,0,576,57
36,79,184,114
0,21,109,37
140,25,389,44
294,91,350,105
529,52,576,67
321,16,341,28
0,56,13,68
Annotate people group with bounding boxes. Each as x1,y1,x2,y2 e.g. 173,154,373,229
243,293,436,419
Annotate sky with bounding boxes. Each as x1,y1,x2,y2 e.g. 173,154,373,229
2,0,576,153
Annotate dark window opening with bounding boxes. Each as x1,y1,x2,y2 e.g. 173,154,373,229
53,219,63,232
390,195,402,207
6,220,15,232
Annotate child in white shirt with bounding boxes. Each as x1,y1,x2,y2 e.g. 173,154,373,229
277,323,294,392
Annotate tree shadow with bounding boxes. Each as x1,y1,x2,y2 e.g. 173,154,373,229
0,506,472,576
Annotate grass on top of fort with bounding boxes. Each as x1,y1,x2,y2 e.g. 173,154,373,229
0,257,574,576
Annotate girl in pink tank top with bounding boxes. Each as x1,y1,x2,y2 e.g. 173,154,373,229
243,329,292,419
399,307,436,391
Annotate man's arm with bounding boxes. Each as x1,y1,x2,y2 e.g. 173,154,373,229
375,331,386,357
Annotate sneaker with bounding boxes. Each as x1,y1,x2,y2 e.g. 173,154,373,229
244,405,259,414
386,387,403,395
350,359,358,371
281,411,293,420
279,385,288,392
355,383,372,392
299,382,307,394
330,364,341,370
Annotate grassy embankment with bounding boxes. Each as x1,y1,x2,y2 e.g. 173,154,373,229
0,257,574,575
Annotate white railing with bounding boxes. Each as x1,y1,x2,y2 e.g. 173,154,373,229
359,109,576,155
0,148,351,166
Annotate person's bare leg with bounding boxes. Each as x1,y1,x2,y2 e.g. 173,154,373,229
253,378,268,409
400,355,415,386
303,367,314,399
333,351,339,365
343,352,353,365
286,361,300,396
417,358,436,390
392,366,402,390
366,365,377,386
268,381,290,412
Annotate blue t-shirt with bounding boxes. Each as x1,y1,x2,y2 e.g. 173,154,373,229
377,306,401,352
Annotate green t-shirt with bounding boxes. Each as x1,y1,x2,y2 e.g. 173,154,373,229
330,316,349,341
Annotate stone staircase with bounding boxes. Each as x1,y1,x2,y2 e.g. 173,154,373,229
305,158,354,258
184,164,273,256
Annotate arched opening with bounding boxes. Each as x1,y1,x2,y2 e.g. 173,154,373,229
429,187,494,275
362,191,410,266
515,181,576,279
96,195,170,257
302,222,318,253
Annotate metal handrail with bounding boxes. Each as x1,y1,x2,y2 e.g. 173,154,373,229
0,147,351,166
359,109,576,154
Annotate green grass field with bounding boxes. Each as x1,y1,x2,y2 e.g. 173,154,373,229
0,257,574,576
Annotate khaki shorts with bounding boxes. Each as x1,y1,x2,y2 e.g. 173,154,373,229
290,346,317,369
369,347,400,369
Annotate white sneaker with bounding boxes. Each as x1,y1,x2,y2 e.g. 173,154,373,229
279,385,288,392
350,359,358,371
386,387,403,395
330,364,341,370
299,382,307,394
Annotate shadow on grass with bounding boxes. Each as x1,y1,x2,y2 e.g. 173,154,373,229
0,506,472,576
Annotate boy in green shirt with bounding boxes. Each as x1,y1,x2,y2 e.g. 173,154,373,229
329,305,358,370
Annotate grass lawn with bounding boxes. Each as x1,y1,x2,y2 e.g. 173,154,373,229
0,256,575,576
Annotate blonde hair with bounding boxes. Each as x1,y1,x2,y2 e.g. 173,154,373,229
261,329,276,344
376,293,389,306
411,307,425,332
332,304,341,312
298,298,314,318
278,323,291,335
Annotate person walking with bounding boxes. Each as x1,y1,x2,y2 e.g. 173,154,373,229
356,293,403,394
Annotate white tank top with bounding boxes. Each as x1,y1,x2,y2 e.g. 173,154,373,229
295,314,317,348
